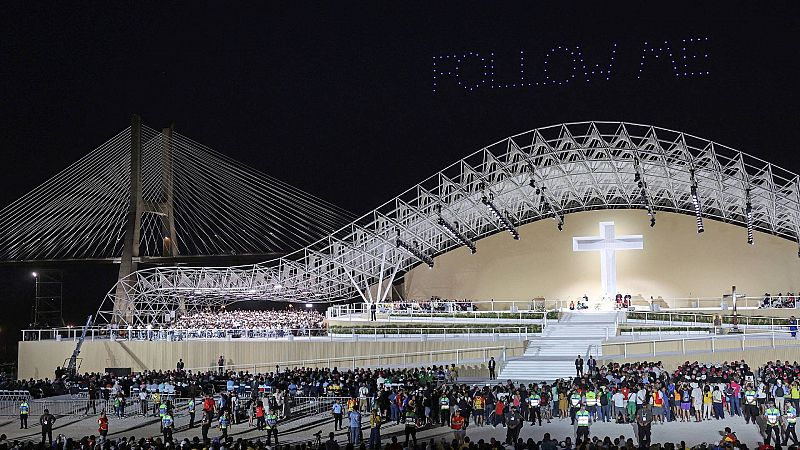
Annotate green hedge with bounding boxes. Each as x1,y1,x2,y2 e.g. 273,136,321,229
329,324,542,335
627,312,785,326
619,326,714,333
390,311,560,320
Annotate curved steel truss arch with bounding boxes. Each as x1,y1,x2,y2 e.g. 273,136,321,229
98,121,800,325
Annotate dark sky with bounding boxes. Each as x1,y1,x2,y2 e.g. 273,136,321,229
1,2,798,364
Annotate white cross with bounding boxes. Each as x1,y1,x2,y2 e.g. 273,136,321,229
572,221,643,298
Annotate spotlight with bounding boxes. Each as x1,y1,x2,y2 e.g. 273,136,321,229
746,201,754,245
691,184,704,233
396,235,434,268
482,195,519,240
438,217,477,254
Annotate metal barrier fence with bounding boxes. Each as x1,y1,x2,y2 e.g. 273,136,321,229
181,344,518,374
327,296,797,319
597,330,799,359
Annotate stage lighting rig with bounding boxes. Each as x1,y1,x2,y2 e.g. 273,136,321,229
634,159,656,227
481,193,520,240
690,169,704,233
437,212,477,254
529,177,564,231
396,231,434,268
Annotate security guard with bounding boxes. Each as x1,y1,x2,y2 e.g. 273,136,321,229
585,388,598,423
219,411,230,439
265,410,279,445
576,404,591,442
764,402,781,446
743,385,758,424
158,401,168,431
439,393,451,426
403,407,418,446
528,391,542,426
569,390,583,425
187,398,196,428
161,411,174,442
784,404,798,446
19,400,29,429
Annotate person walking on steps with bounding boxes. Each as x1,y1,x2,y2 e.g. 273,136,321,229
575,355,584,377
488,357,496,380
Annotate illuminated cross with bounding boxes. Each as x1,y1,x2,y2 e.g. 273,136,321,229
572,221,643,298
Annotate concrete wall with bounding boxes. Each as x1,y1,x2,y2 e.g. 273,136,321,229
17,339,525,380
404,210,800,305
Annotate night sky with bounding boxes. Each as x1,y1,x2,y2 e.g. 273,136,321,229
1,2,798,365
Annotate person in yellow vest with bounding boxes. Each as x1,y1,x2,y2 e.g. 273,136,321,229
219,411,230,440
19,400,29,429
790,381,800,412
151,390,161,417
764,401,781,446
585,388,598,423
784,404,798,446
161,411,174,443
743,384,758,424
575,404,591,443
347,396,358,413
473,393,485,427
368,409,381,450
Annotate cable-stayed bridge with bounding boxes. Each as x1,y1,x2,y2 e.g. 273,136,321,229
0,114,357,308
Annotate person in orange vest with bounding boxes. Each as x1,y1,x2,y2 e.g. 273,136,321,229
347,396,358,413
255,401,266,430
97,411,109,438
451,409,466,444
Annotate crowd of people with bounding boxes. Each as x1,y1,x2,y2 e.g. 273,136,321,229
107,309,328,341
169,309,326,333
381,299,476,313
8,355,800,449
760,294,797,309
0,431,771,450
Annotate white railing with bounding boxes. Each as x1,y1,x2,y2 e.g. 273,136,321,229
624,311,793,331
181,345,517,374
597,330,798,359
327,325,539,340
326,300,557,319
327,296,797,319
21,327,328,342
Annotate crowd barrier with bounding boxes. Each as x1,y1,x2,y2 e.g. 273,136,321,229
599,330,799,359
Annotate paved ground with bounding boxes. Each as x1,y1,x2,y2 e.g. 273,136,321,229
0,413,776,447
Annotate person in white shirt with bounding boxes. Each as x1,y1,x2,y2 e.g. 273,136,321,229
358,384,370,412
612,390,627,422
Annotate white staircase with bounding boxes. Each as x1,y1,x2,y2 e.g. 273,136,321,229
498,311,620,381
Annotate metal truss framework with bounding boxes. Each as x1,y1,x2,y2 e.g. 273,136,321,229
98,121,800,325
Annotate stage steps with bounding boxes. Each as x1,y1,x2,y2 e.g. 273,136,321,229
498,311,620,381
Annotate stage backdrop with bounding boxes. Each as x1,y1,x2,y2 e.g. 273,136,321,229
402,210,800,305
